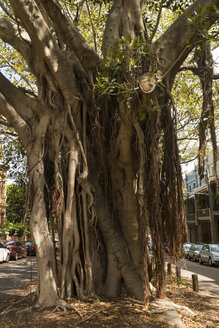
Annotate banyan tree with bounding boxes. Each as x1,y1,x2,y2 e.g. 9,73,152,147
0,0,218,309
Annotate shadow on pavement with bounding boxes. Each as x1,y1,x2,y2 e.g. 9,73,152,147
0,258,37,295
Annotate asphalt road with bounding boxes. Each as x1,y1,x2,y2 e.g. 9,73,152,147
178,258,219,296
0,257,37,296
0,257,218,297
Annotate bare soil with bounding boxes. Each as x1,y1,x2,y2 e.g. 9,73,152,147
0,278,218,328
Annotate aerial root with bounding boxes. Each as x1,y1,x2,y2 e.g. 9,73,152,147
1,293,36,316
0,295,82,320
50,299,82,317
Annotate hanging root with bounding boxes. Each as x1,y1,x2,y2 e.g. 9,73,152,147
197,41,217,182
1,293,37,316
24,299,82,318
144,109,166,298
1,295,82,319
50,298,82,317
161,100,186,258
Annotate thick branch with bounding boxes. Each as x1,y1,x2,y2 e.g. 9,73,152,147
9,0,80,104
102,0,147,57
0,92,30,144
0,72,34,122
39,0,100,70
0,72,51,146
152,0,219,85
0,16,33,69
102,0,121,58
119,0,146,40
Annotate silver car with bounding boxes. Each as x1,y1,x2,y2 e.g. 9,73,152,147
199,244,219,266
182,243,193,258
188,244,203,261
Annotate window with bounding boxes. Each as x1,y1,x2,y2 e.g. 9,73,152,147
210,246,219,252
6,241,15,246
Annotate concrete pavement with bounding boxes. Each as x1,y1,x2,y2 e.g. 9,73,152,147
0,257,37,296
165,258,219,296
179,260,219,295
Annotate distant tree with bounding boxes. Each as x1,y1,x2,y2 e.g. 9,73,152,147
6,183,26,223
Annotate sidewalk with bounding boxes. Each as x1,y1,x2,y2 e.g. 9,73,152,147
180,266,219,296
165,260,219,296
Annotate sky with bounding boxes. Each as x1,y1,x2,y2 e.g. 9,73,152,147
213,46,219,73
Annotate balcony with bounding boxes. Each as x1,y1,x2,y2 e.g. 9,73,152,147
197,208,210,219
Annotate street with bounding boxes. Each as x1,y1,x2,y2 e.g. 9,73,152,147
0,257,37,296
179,258,219,296
0,257,218,297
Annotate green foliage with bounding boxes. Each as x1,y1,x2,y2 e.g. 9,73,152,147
6,183,27,224
0,220,29,237
173,70,202,162
94,298,100,305
95,36,156,100
0,41,36,92
147,0,192,12
185,4,218,46
75,2,110,54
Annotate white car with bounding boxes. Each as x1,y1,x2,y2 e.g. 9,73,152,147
0,242,10,263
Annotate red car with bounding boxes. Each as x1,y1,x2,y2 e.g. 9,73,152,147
5,240,26,260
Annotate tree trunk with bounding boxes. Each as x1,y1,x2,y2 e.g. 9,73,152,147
27,116,59,306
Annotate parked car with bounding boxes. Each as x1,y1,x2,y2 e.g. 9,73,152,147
187,244,203,261
23,241,36,256
0,242,10,262
182,243,193,258
199,244,219,266
5,240,26,260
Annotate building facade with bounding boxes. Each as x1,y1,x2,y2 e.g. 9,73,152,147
0,164,7,225
0,151,8,239
184,151,219,244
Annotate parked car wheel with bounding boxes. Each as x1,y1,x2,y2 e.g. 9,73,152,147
14,252,18,261
208,257,213,266
199,256,203,264
5,253,10,263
